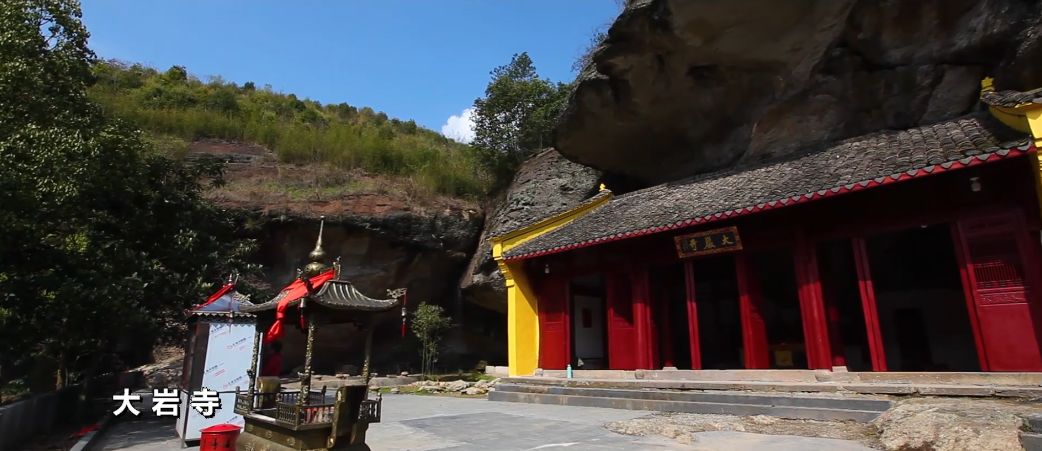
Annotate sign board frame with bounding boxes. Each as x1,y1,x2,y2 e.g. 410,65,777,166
674,226,743,258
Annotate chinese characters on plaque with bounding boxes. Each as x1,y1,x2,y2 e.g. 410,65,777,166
674,226,742,258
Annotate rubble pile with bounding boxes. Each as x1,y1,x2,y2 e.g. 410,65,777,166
386,378,500,396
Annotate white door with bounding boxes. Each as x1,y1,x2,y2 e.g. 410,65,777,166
572,295,606,365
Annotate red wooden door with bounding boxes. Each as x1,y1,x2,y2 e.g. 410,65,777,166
606,274,638,370
955,212,1042,371
538,277,570,370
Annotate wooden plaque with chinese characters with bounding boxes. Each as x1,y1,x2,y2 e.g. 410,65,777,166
674,226,742,258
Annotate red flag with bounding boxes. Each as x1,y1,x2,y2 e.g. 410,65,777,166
264,269,336,344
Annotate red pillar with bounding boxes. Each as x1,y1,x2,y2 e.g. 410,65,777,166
821,274,847,368
825,301,846,367
606,273,638,370
630,268,654,369
657,287,676,368
735,254,770,369
852,238,887,372
794,237,833,370
684,261,702,369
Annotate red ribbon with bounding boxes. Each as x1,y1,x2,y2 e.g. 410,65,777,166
264,269,336,344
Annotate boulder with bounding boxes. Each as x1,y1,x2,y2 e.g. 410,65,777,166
460,149,601,313
872,398,1030,451
556,0,1042,184
462,386,487,396
445,380,470,392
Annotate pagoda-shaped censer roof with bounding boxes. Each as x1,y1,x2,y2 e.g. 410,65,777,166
241,279,399,313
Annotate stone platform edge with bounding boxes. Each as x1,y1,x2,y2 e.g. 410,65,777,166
505,375,1042,398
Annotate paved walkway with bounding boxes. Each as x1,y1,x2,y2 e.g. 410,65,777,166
94,394,874,450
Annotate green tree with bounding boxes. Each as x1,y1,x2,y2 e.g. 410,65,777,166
410,303,452,378
471,52,572,185
0,0,259,391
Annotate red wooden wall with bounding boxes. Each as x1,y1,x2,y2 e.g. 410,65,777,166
525,157,1042,372
606,273,638,370
954,211,1042,371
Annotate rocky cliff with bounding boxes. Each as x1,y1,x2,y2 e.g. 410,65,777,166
459,149,602,312
197,139,482,305
556,0,1042,184
194,140,486,371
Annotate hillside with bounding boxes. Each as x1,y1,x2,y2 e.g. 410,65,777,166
89,61,489,198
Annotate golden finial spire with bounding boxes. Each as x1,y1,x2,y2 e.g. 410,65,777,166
981,76,995,94
304,216,328,276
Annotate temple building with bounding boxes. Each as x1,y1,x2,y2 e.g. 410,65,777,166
492,80,1042,377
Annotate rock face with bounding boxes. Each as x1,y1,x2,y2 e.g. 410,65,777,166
196,139,487,372
459,149,602,313
556,0,1042,184
872,398,1035,451
252,211,480,304
241,209,483,374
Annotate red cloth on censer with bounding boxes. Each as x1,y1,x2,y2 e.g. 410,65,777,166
263,269,336,344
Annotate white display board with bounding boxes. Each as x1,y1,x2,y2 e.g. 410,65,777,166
177,320,256,442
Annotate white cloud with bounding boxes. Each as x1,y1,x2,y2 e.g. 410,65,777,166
441,107,476,144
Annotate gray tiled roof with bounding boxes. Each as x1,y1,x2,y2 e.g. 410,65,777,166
503,114,1029,260
491,190,612,241
981,89,1042,108
241,280,400,313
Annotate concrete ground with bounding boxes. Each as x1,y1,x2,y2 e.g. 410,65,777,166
93,394,875,450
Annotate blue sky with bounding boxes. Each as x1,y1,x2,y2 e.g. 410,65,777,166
80,1,621,142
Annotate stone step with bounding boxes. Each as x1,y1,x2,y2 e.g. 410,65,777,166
488,390,884,422
1022,432,1042,451
502,376,1042,397
533,370,1042,386
493,383,891,412
1025,414,1042,433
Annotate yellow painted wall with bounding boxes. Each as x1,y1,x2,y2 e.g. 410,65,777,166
490,192,611,376
499,260,539,376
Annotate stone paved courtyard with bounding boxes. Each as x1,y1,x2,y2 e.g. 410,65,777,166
94,394,874,450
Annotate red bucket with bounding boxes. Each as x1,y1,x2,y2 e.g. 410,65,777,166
199,423,241,450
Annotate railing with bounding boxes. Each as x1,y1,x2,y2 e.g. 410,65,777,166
275,400,300,425
273,399,335,426
236,388,337,427
236,388,381,427
233,392,251,415
233,391,280,415
358,396,381,423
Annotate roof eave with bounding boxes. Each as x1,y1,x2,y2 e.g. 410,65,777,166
491,190,613,261
503,143,1035,262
